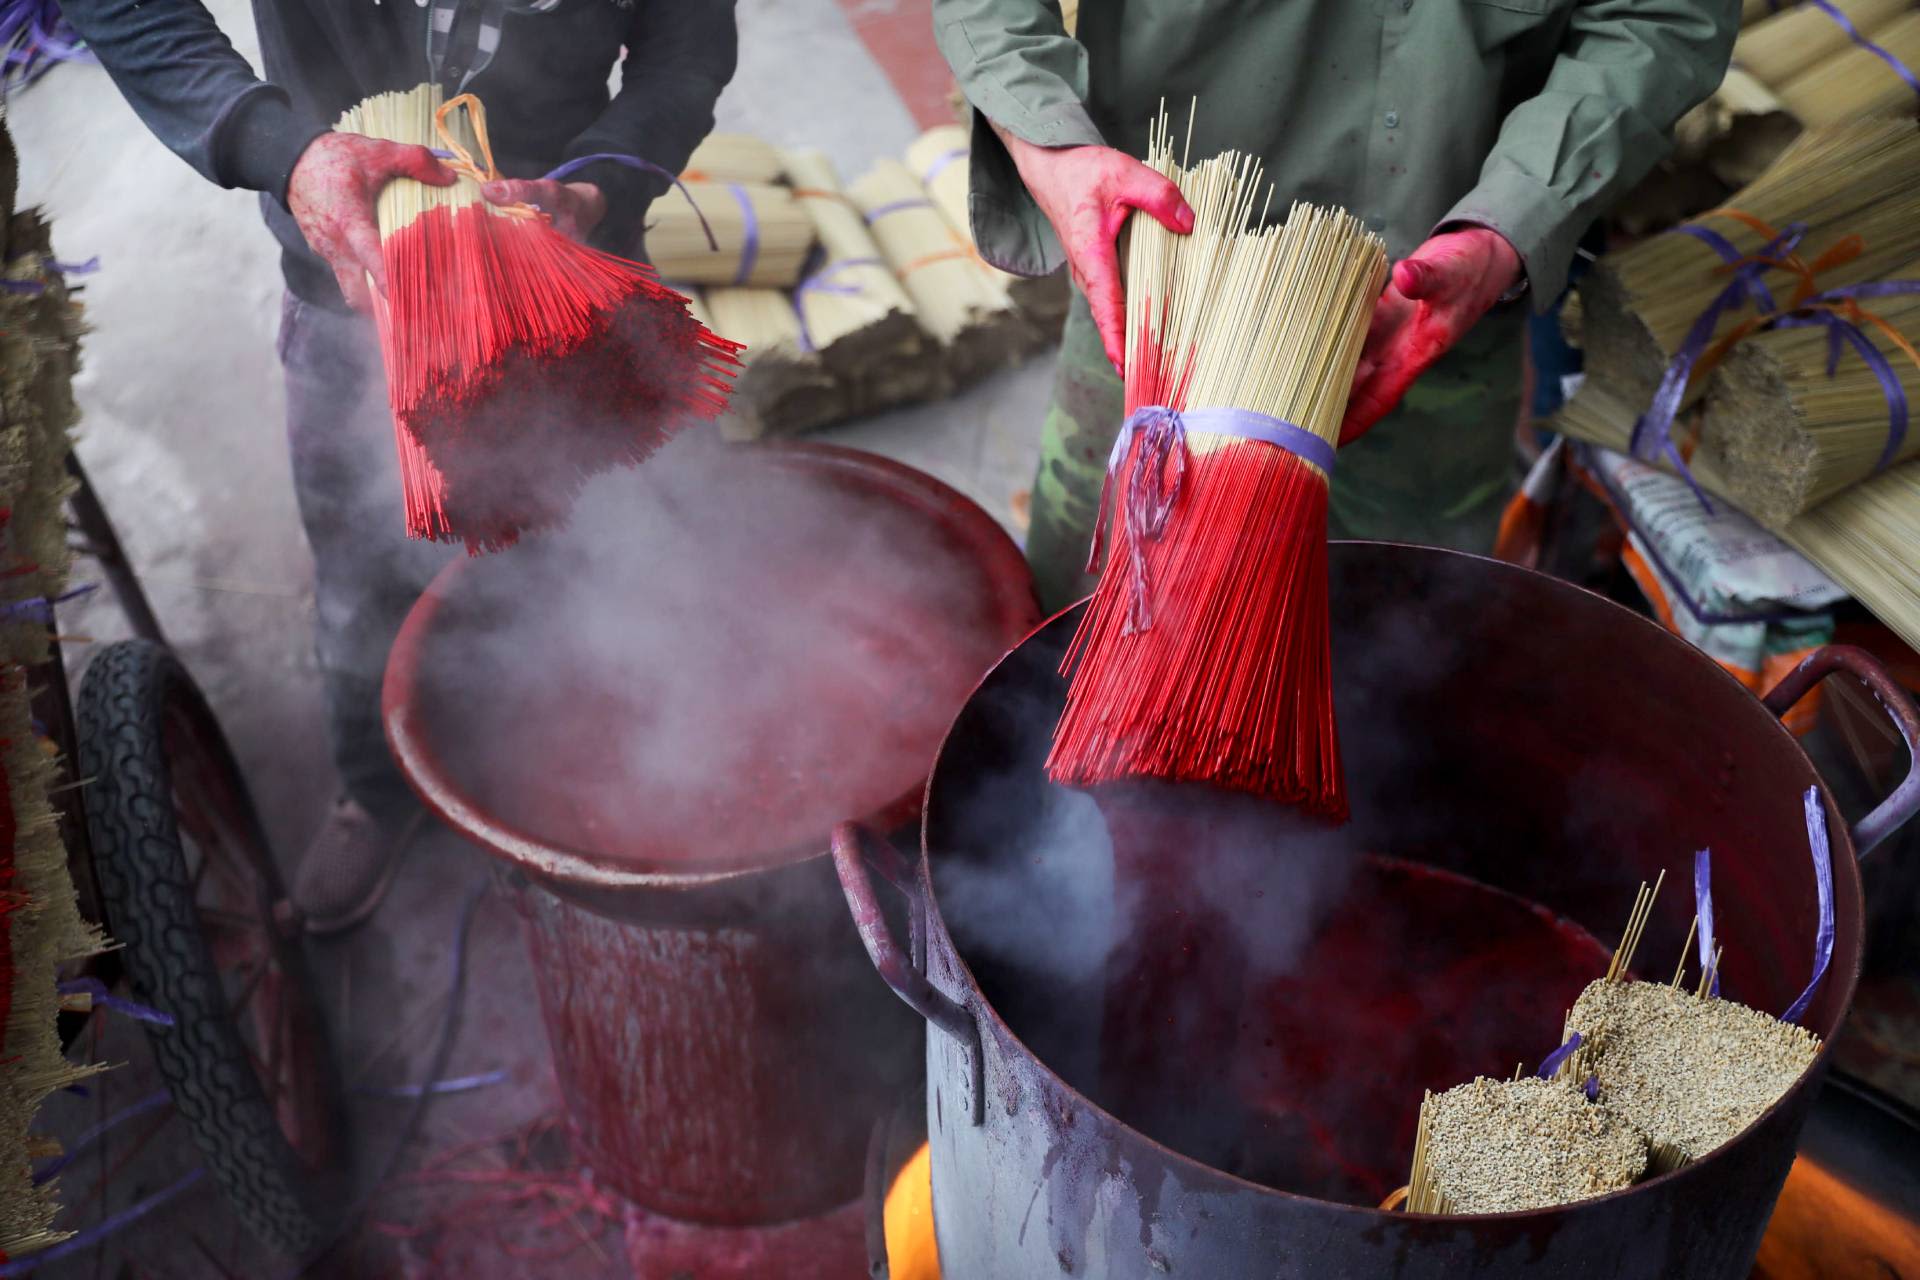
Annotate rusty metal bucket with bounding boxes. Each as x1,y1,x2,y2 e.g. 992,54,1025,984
836,542,1920,1278
383,442,1040,1226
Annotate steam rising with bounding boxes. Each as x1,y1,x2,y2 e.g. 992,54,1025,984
411,430,1009,868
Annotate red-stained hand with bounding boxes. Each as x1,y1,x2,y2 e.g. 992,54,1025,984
1341,226,1523,445
996,126,1195,371
288,131,456,312
481,179,607,243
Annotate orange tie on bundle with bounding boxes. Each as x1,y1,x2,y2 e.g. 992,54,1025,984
342,84,741,554
1047,106,1387,821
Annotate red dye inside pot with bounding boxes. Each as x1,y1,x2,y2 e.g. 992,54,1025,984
1091,839,1613,1206
408,441,1030,871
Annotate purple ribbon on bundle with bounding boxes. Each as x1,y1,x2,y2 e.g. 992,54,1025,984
920,147,970,188
0,0,92,94
1801,0,1920,101
1766,279,1920,472
1086,405,1337,635
863,197,935,224
1781,786,1834,1026
1695,848,1721,997
792,256,882,352
1629,222,1812,511
57,975,174,1027
1536,1031,1582,1080
1,581,97,624
1632,221,1920,501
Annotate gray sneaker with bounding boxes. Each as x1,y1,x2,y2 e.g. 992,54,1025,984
293,799,424,937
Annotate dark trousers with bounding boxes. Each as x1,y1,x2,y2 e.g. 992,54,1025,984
278,293,452,821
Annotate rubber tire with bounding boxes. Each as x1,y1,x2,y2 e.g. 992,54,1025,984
75,639,347,1258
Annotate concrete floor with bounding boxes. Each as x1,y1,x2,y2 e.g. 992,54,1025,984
14,1,1048,1274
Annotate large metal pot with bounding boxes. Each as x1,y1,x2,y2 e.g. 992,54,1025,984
383,442,1040,1226
835,543,1920,1278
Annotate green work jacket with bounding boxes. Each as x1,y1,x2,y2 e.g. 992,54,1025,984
935,0,1737,308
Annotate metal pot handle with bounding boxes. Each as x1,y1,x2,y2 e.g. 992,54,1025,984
1763,644,1920,857
833,822,985,1125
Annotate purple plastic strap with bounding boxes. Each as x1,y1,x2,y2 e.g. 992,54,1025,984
724,182,760,286
1584,1075,1600,1101
2,581,99,624
358,1068,508,1100
0,1168,205,1277
1807,0,1920,100
1781,786,1835,1026
1537,1031,1583,1079
49,255,98,276
793,256,883,352
919,147,969,187
863,198,934,224
58,976,175,1028
31,1089,171,1185
1694,848,1720,997
1776,280,1920,471
1087,405,1335,634
540,151,721,253
1629,222,1810,509
1673,224,1780,313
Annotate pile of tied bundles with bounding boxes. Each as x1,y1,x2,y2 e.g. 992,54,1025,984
1555,116,1920,655
0,120,109,1265
1628,0,1920,236
657,132,1069,441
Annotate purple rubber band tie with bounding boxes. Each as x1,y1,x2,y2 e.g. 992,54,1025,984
1537,1031,1583,1080
1086,405,1336,634
1584,1075,1600,1101
0,1168,205,1277
920,147,969,187
58,975,175,1027
1781,786,1835,1026
793,256,882,352
1695,848,1720,997
863,197,934,224
1629,222,1812,510
540,151,722,253
1808,0,1920,100
723,182,760,286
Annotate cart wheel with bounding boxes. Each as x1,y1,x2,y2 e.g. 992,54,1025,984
75,639,347,1257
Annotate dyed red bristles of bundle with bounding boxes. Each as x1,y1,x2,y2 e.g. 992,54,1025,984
1045,113,1385,822
349,86,742,554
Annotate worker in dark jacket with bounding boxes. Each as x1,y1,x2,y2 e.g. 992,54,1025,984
935,0,1738,613
60,0,739,932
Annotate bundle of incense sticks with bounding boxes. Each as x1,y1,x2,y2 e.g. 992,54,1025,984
1048,104,1386,817
341,84,739,552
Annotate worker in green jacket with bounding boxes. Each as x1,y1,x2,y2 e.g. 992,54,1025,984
934,0,1738,612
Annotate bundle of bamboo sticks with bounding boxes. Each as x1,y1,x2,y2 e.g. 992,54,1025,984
1634,0,1919,238
906,125,1072,337
784,148,947,417
682,133,787,185
1700,270,1920,525
648,180,816,288
1576,115,1920,409
701,284,848,438
850,158,1027,384
1554,382,1920,655
1776,10,1920,125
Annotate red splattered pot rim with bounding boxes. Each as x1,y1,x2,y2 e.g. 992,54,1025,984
382,440,1040,893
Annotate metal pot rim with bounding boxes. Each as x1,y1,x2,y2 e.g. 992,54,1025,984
916,541,1867,1224
383,440,1040,893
